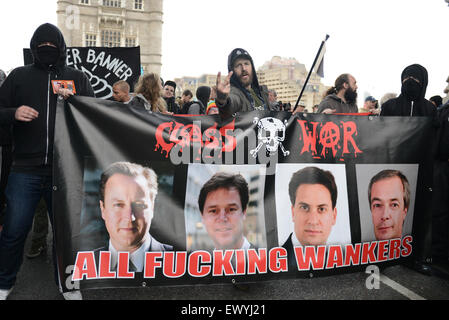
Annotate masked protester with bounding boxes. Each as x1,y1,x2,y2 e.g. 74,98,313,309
0,23,94,301
380,64,439,276
380,64,436,117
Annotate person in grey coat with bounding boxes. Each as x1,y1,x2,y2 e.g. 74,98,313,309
317,73,359,114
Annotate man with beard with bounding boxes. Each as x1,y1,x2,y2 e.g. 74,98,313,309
215,48,270,120
317,73,359,114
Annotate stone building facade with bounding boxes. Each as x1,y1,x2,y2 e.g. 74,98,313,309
257,56,329,111
56,0,163,74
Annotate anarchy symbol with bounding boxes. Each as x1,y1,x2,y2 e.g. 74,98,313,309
319,122,340,157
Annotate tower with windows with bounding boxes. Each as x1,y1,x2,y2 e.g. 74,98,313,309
57,0,163,74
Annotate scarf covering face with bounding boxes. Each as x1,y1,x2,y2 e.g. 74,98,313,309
36,46,60,67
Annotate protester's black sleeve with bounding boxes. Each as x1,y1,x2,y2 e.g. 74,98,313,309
379,100,394,116
78,72,95,98
217,92,245,120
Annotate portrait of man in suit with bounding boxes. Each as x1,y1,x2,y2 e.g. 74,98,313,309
98,161,172,272
368,169,410,241
283,166,338,251
198,172,255,251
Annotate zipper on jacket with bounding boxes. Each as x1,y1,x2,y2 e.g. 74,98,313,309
410,101,414,116
45,72,51,165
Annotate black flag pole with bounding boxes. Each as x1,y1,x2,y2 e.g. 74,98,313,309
293,34,330,112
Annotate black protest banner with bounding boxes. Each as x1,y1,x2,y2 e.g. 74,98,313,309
23,47,141,99
53,96,435,292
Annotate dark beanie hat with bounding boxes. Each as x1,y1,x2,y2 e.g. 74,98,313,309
164,80,177,90
227,48,252,72
430,95,443,107
226,47,263,94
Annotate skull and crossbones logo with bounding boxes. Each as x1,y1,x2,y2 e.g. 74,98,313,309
250,117,290,158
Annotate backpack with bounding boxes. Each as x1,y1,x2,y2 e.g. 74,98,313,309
180,101,205,115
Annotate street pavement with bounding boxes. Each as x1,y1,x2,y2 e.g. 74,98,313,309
5,231,449,301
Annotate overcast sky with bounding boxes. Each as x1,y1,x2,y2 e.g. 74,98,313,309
0,0,448,103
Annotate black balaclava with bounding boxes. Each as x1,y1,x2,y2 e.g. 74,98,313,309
36,45,60,66
401,64,428,102
30,23,67,72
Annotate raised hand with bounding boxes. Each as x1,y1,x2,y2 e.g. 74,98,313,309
216,71,233,105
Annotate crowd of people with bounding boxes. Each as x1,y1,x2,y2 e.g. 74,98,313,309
0,22,448,300
111,73,220,116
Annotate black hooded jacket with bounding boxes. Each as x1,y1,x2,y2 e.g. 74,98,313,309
0,23,94,172
380,64,436,117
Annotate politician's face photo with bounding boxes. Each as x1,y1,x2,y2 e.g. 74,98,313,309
201,186,247,250
185,164,267,252
369,175,408,241
100,172,154,252
276,164,351,248
357,164,417,243
291,183,337,246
